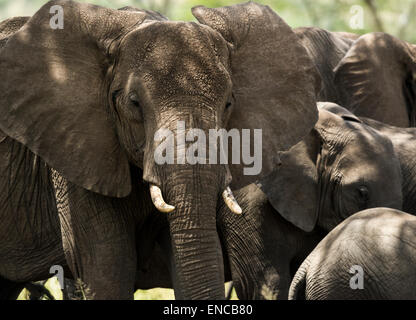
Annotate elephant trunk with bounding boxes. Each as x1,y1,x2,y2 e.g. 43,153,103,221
141,103,237,299
217,188,281,300
163,167,225,299
288,257,309,300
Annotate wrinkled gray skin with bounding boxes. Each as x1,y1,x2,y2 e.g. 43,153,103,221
0,1,318,299
199,106,404,299
325,103,416,216
295,27,416,127
289,208,416,300
127,105,405,300
15,104,411,300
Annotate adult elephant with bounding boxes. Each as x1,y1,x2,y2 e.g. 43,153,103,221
289,208,416,300
0,1,319,299
131,104,403,299
295,27,416,127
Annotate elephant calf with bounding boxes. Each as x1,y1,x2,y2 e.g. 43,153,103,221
289,208,416,300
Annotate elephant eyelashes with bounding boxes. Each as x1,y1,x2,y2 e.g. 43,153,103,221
129,93,141,108
111,90,141,109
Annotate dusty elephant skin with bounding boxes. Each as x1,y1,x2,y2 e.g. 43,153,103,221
210,106,404,300
0,1,319,299
134,105,404,300
296,27,416,127
289,208,416,300
325,103,416,217
16,104,416,300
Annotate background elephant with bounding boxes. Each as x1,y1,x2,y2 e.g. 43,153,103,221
295,27,416,127
289,208,416,300
0,1,319,299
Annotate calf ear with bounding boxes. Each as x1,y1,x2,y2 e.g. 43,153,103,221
318,102,362,123
334,32,416,127
258,130,321,232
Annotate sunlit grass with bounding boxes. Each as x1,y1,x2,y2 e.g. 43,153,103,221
17,277,238,300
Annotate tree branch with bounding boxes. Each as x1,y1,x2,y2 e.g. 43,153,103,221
364,0,385,32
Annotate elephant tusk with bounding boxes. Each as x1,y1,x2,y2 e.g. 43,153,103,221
222,187,242,215
150,185,175,213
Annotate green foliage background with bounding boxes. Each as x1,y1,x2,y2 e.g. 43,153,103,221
1,0,415,43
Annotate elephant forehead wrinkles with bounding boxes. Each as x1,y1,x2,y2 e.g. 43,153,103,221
122,22,230,102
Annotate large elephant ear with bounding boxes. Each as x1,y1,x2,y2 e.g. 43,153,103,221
0,16,29,143
258,128,321,232
0,1,156,197
192,2,319,188
0,16,29,48
258,109,350,232
334,32,416,127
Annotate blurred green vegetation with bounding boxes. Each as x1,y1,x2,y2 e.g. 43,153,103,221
16,279,238,300
0,0,415,42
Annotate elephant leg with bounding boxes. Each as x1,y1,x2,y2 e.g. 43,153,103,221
51,170,139,300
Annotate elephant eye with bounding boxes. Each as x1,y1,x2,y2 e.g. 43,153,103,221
225,93,236,110
129,93,141,108
357,185,369,202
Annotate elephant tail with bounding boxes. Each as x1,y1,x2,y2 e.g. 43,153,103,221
288,258,309,300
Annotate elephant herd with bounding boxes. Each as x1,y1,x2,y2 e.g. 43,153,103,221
0,0,416,300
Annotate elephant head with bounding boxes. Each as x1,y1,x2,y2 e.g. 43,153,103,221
334,33,416,127
0,1,318,299
295,28,416,128
260,103,403,232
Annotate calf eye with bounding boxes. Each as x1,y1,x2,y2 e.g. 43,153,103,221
225,101,232,110
357,185,369,202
